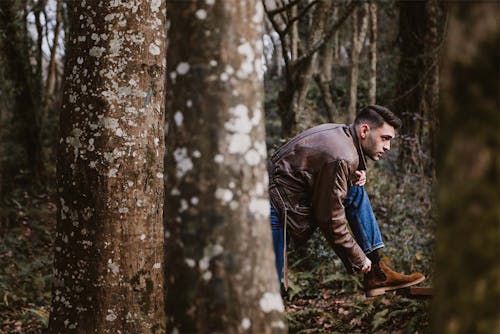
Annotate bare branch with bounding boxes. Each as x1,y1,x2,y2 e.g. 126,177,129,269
263,0,284,33
283,0,318,36
263,0,291,72
265,0,301,16
295,1,358,66
277,0,290,29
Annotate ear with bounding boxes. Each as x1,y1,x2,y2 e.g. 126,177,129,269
359,124,370,139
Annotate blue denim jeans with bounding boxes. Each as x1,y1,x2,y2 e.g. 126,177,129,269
270,185,384,282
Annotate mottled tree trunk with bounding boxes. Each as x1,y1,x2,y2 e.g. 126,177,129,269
433,3,499,333
165,1,286,333
368,0,377,105
348,3,369,122
48,1,166,333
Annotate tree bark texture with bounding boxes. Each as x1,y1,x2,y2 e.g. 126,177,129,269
433,3,499,333
48,1,166,333
165,1,286,333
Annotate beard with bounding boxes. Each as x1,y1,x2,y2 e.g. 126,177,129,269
362,136,382,160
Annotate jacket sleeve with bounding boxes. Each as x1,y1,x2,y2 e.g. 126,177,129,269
312,160,367,273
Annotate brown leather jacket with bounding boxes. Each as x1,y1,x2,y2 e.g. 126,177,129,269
268,124,368,273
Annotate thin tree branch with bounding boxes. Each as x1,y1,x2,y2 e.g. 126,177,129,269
295,1,358,66
263,0,291,73
277,0,290,29
263,0,284,34
283,0,318,36
265,0,301,16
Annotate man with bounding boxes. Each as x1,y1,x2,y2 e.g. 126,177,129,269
268,105,424,297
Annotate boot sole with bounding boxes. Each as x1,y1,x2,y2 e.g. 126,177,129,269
365,276,426,297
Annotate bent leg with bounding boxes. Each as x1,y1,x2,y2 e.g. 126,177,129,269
343,185,384,254
344,186,425,296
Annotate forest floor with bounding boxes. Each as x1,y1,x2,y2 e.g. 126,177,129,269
284,167,434,333
0,188,55,334
0,168,434,334
284,246,432,334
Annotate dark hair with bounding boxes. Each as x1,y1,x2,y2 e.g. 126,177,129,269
354,105,402,130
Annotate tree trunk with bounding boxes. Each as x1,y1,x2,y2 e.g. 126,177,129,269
434,3,499,333
264,17,283,77
48,1,166,333
0,0,44,184
275,39,283,77
165,1,286,333
290,2,298,62
422,0,440,176
333,5,339,61
348,7,359,122
394,0,441,176
348,3,369,122
368,1,377,105
41,0,62,120
34,0,45,92
278,0,341,137
314,2,336,122
264,0,357,138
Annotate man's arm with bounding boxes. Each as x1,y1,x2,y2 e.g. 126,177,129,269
312,160,369,273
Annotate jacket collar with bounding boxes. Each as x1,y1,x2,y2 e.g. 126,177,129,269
349,124,367,171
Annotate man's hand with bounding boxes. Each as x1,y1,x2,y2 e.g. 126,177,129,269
361,257,372,273
355,170,366,186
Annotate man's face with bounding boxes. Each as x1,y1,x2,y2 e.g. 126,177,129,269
359,122,396,161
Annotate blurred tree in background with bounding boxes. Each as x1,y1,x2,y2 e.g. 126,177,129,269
0,0,44,193
263,0,357,137
0,1,64,331
165,1,285,333
393,0,442,176
433,2,500,333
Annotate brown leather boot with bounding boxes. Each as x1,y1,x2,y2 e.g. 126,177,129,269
364,261,425,297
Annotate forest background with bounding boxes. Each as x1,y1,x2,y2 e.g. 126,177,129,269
0,0,497,333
